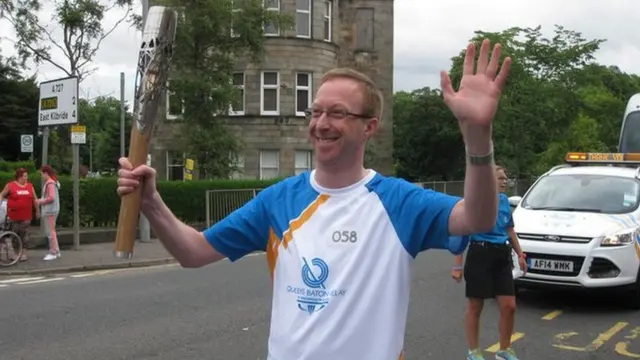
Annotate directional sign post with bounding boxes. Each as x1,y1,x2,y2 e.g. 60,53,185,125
38,76,80,250
38,76,79,128
70,125,86,145
20,135,33,153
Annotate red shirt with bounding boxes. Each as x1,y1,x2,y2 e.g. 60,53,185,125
6,181,35,221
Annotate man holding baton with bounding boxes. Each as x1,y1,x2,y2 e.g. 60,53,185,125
117,39,511,359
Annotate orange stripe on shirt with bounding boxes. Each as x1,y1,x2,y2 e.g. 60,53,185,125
282,194,329,249
266,227,280,280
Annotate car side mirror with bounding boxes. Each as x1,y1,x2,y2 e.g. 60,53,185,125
508,196,522,208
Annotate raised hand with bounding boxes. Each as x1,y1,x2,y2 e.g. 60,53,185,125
116,157,158,202
440,39,512,130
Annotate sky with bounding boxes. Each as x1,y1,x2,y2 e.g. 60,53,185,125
0,0,639,106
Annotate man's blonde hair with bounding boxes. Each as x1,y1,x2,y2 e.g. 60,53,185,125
320,68,384,120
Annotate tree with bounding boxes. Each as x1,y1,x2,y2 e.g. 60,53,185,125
392,88,462,181
392,25,640,182
77,96,132,172
1,0,136,80
158,0,292,179
446,25,606,178
0,54,39,162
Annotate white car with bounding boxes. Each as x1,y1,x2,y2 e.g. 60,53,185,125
509,152,640,308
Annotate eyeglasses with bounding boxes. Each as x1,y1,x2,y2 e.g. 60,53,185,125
303,108,371,121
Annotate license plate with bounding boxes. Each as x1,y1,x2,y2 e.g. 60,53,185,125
528,258,574,272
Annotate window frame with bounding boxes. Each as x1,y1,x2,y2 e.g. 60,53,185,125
165,151,186,181
230,0,242,38
323,0,332,42
296,0,312,38
295,72,312,117
263,0,280,36
229,153,245,179
229,72,245,116
261,71,280,115
260,149,280,180
294,150,312,175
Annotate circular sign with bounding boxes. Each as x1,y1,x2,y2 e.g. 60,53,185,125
21,135,32,146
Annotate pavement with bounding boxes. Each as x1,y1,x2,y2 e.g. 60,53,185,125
0,251,639,359
0,240,175,276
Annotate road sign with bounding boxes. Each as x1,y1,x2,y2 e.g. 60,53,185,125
20,135,33,153
70,125,86,144
38,76,79,127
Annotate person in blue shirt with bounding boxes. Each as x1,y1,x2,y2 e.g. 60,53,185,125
452,166,527,360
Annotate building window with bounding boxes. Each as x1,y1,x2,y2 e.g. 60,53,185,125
230,0,241,37
261,71,280,115
295,72,311,116
230,153,245,179
166,81,184,120
260,150,280,180
230,72,245,116
323,1,332,42
296,0,311,38
166,151,185,181
355,7,374,51
294,150,312,175
264,0,280,36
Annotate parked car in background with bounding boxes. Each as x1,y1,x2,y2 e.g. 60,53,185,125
509,151,640,308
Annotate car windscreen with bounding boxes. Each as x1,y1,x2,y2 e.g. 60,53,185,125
619,111,640,153
521,174,640,214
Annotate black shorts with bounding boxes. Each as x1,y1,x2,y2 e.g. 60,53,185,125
464,241,514,299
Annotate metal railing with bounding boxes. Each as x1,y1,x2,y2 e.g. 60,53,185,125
205,189,260,228
417,178,537,197
204,179,537,227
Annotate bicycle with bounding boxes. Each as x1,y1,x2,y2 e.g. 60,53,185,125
0,214,24,267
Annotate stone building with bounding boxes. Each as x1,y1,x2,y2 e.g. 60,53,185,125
149,0,394,181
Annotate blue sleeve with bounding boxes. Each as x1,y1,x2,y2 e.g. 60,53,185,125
373,178,469,258
202,190,271,262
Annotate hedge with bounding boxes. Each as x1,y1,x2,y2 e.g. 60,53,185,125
0,171,282,228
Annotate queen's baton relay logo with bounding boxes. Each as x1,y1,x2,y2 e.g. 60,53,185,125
287,257,347,315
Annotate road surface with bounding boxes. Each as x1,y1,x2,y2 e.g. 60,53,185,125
0,252,639,359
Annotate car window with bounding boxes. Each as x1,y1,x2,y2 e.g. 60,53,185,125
521,174,640,214
619,111,640,153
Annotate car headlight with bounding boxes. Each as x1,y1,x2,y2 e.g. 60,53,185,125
600,228,638,247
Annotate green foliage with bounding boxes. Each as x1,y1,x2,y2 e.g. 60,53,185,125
1,0,135,79
0,55,40,162
0,171,281,227
393,25,640,181
161,0,293,179
393,88,462,181
78,96,133,172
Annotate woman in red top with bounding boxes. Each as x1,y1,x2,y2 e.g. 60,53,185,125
0,168,40,261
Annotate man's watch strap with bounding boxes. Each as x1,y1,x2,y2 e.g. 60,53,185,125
466,142,494,166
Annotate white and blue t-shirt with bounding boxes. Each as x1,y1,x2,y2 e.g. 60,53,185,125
203,170,468,360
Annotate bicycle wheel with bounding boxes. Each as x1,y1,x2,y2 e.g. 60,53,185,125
0,230,23,267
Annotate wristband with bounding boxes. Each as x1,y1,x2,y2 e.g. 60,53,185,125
452,265,463,270
519,253,526,259
465,141,494,166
